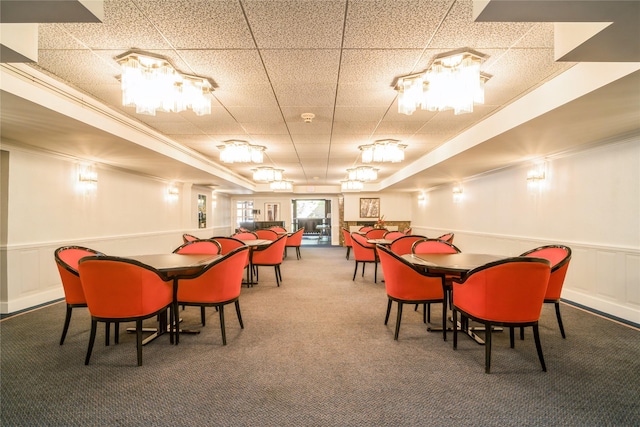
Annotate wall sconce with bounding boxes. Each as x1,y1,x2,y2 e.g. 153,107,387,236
167,183,179,201
452,185,464,203
527,162,547,190
418,193,427,206
77,164,97,192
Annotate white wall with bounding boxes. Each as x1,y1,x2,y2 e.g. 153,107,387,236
411,136,640,324
0,144,220,313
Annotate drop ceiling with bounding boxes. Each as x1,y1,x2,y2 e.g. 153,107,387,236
1,0,638,194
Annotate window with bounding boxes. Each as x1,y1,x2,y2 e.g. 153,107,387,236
236,200,254,227
295,200,326,218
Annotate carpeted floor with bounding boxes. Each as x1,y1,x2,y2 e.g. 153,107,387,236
1,245,639,426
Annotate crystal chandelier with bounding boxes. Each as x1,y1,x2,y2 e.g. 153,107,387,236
218,140,265,164
116,52,212,116
270,180,293,191
347,166,378,182
252,167,283,182
396,50,490,116
341,180,364,191
359,140,407,163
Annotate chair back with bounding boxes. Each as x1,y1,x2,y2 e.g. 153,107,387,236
211,236,247,255
255,229,279,240
251,235,287,265
173,239,221,255
183,233,199,243
78,256,173,319
389,235,427,255
341,228,353,247
437,233,454,243
383,231,405,241
359,226,373,232
453,257,551,323
233,231,259,241
285,228,304,247
521,245,571,300
177,246,249,303
403,227,412,235
351,233,376,261
377,245,445,301
365,229,387,239
412,238,461,254
270,226,287,232
55,246,103,305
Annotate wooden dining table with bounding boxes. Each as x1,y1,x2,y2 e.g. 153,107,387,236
236,239,273,286
401,252,508,344
124,253,222,345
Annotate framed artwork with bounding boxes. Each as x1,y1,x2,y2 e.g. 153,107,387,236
265,202,280,221
360,198,380,218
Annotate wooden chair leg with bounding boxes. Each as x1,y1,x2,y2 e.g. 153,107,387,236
201,306,206,326
510,327,515,348
485,323,492,374
105,322,111,346
533,324,547,372
353,262,358,281
555,302,566,338
235,300,244,329
60,305,73,345
394,302,404,340
136,319,143,366
219,305,226,345
453,309,458,349
384,299,392,325
441,300,447,341
84,318,98,365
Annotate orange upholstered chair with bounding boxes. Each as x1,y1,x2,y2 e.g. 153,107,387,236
233,231,259,241
383,231,406,241
365,228,387,239
182,233,199,243
255,229,279,241
173,239,221,255
341,228,353,260
78,256,174,366
389,235,427,256
377,245,447,341
176,246,249,345
251,235,287,286
437,233,454,243
269,226,287,233
452,257,551,373
212,236,247,254
285,228,304,259
351,233,379,283
403,227,412,235
359,226,373,233
411,238,461,320
520,245,572,338
55,246,118,345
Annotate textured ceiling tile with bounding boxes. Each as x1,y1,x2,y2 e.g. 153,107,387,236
135,0,254,49
262,50,341,84
243,0,346,49
240,122,289,135
177,50,270,89
59,0,171,50
430,0,534,49
226,106,283,123
214,84,278,108
272,84,338,108
38,24,87,49
344,0,451,48
339,49,425,84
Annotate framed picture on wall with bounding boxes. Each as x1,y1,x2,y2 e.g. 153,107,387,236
265,202,280,221
360,198,380,218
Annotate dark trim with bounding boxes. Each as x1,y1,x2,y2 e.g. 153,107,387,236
561,298,640,329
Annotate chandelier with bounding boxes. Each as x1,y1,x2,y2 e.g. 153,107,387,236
270,180,293,191
341,180,364,191
116,52,212,116
396,50,490,116
359,139,406,163
218,140,265,164
347,166,378,182
252,167,283,182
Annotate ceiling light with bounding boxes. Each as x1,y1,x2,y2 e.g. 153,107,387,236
252,167,283,182
218,140,265,164
359,139,407,163
341,180,364,191
116,52,213,116
396,50,490,116
301,113,315,123
347,166,378,182
270,180,293,191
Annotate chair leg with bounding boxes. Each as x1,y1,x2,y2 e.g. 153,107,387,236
441,300,447,341
136,319,143,366
296,247,301,260
114,322,120,344
520,326,525,340
510,327,515,348
235,300,244,329
353,262,358,281
346,247,350,260
275,266,281,287
168,306,174,345
485,323,492,374
60,305,73,345
174,301,180,345
361,262,366,277
384,299,392,325
105,322,111,346
555,302,566,338
84,318,98,365
394,302,404,340
533,324,547,372
426,303,431,323
219,305,226,345
201,307,206,326
374,262,377,283
453,309,458,349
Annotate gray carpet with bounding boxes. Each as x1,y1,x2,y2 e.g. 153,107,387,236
1,246,639,426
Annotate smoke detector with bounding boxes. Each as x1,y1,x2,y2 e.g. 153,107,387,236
301,113,315,123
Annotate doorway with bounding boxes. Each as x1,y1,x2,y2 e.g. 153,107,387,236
291,199,332,246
